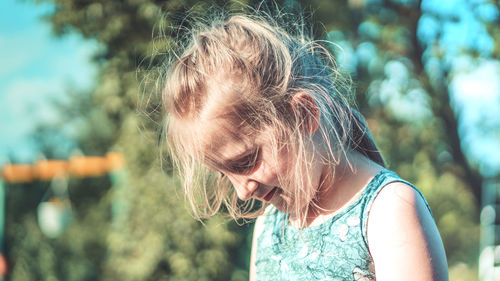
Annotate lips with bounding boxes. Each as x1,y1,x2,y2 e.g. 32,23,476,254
262,186,278,202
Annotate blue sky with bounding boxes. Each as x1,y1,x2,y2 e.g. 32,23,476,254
0,0,498,177
424,0,500,177
0,0,97,165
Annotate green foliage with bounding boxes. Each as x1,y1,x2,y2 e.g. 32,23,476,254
6,177,111,281
5,0,494,280
7,0,254,280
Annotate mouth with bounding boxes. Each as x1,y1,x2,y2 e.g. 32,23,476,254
262,186,278,202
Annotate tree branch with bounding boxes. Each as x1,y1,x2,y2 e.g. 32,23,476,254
408,0,483,206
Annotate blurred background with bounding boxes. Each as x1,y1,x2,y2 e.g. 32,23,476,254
0,0,499,280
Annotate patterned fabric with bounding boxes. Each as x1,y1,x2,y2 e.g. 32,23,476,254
255,169,432,281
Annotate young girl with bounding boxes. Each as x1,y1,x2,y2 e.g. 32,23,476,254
162,11,448,281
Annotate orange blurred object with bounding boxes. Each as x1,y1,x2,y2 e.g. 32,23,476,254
69,156,108,178
105,152,125,171
1,164,34,183
34,160,68,180
0,253,7,277
1,153,125,183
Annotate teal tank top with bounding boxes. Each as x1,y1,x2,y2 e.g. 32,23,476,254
255,169,432,281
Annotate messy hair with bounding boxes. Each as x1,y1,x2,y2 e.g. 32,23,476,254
161,6,384,226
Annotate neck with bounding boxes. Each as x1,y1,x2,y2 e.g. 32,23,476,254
291,150,384,227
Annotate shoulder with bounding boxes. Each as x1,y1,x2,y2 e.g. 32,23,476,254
369,181,426,219
367,181,449,280
367,181,428,251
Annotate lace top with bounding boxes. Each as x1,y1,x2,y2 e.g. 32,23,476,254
255,169,432,281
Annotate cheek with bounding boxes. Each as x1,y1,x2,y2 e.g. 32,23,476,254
259,158,280,184
273,145,294,176
277,153,320,201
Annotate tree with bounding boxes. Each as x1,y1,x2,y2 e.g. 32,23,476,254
6,1,254,280
6,0,496,280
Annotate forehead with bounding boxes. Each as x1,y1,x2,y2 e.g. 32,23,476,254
174,71,264,162
197,76,252,148
176,116,255,169
205,117,253,153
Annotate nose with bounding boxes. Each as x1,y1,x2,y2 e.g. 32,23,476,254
228,176,259,201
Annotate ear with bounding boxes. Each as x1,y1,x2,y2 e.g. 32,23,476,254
290,92,320,135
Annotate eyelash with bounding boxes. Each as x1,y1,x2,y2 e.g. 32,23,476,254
228,148,260,174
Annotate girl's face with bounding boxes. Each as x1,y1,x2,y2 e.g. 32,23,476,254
193,116,325,215
179,74,326,215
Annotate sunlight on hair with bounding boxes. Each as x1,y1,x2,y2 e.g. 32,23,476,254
155,5,384,227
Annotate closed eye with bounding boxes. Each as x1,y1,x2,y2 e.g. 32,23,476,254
227,148,260,174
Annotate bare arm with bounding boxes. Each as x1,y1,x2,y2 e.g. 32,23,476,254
249,215,265,281
367,182,449,281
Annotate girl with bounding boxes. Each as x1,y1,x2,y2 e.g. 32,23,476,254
162,11,448,281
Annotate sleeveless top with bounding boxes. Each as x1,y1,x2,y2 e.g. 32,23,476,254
255,169,432,281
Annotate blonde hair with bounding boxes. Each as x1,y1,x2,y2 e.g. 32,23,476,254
161,9,384,225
